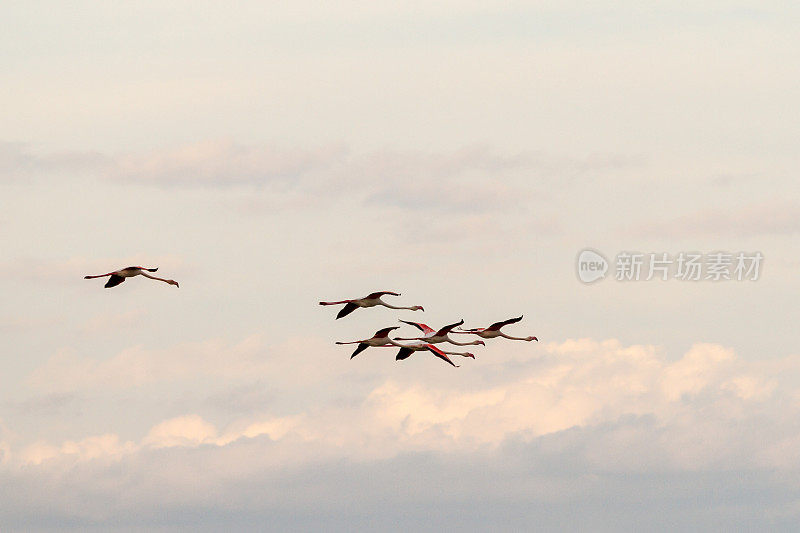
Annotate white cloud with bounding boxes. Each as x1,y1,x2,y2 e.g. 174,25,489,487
18,434,136,466
27,335,268,393
5,337,800,529
13,338,800,469
143,415,218,449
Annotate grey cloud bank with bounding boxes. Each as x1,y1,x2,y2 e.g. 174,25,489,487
3,418,800,532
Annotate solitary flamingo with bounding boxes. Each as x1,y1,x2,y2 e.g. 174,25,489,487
384,339,471,367
84,266,179,288
395,319,485,347
335,326,400,359
319,291,424,319
452,316,537,341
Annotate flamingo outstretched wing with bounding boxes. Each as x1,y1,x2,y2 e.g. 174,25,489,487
336,302,359,319
435,319,465,337
366,291,400,299
373,326,400,338
426,345,459,367
395,347,414,361
487,316,523,331
104,275,125,288
399,319,435,336
350,343,369,359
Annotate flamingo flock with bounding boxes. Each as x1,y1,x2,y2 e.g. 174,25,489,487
321,291,538,368
84,269,538,369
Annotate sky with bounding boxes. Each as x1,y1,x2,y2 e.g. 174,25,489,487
1,1,800,530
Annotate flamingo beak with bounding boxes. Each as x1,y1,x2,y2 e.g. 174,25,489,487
467,353,475,359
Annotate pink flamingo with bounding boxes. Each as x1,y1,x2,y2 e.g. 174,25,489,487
395,319,485,347
452,316,537,341
385,339,474,367
84,266,179,288
335,326,400,359
319,291,423,319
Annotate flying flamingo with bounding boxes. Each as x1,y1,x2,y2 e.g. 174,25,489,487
394,319,485,347
384,339,471,367
319,291,424,319
335,326,400,359
84,266,179,288
452,316,537,341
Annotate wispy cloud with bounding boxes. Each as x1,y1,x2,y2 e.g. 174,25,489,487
0,141,637,216
115,140,348,188
636,201,800,238
0,142,108,180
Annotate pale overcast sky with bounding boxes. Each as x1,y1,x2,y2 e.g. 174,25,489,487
2,2,800,531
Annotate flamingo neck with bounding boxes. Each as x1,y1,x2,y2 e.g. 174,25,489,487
386,339,407,348
379,301,415,310
140,272,176,285
445,336,478,346
499,332,531,341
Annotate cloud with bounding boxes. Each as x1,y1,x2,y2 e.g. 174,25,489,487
27,335,268,393
143,415,218,449
18,434,136,466
118,142,634,208
0,141,635,217
636,201,800,238
7,393,78,417
15,338,800,467
115,140,348,188
79,309,148,335
0,142,108,181
5,338,800,529
202,381,277,414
